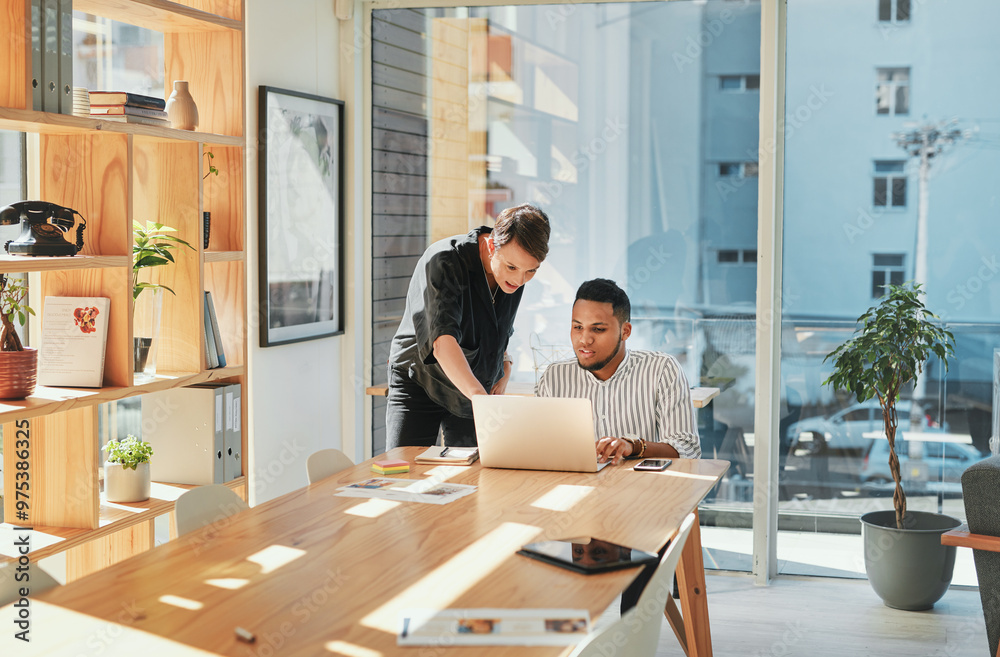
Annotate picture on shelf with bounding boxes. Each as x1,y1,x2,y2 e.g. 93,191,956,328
258,86,345,347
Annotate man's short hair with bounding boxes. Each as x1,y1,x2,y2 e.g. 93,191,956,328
493,203,551,263
575,278,631,325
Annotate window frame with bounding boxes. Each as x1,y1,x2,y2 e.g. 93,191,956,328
876,66,910,116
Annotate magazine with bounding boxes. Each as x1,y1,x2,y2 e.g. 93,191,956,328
398,608,591,646
335,477,476,505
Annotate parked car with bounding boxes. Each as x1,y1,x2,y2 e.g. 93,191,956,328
860,437,985,487
786,400,944,452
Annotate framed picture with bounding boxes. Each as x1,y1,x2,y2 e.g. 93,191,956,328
258,86,345,347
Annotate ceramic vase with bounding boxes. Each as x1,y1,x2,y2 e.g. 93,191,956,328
0,347,37,399
165,80,198,131
105,461,151,503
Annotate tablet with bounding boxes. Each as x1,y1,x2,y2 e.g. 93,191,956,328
517,537,659,574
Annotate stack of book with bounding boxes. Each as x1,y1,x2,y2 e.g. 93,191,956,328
89,91,169,127
72,87,89,117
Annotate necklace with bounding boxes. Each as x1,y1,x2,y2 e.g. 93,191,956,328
480,236,499,304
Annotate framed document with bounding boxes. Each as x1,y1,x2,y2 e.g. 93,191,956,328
258,86,345,347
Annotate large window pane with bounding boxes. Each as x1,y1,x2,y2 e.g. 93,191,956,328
371,1,761,570
782,0,999,585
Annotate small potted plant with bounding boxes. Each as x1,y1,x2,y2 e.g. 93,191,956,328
824,282,959,610
203,150,220,249
132,221,194,381
103,434,154,502
0,273,37,399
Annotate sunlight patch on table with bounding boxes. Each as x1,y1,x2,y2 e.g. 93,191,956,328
325,640,383,657
345,499,402,518
530,484,594,512
421,465,467,482
204,578,249,590
159,594,203,610
246,544,306,574
359,522,541,633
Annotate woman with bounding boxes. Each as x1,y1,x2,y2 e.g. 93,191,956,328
386,204,551,449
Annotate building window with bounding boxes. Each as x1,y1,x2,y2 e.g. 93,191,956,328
719,162,759,177
718,249,757,264
872,254,905,297
873,160,906,207
878,0,910,23
720,74,760,92
876,68,909,115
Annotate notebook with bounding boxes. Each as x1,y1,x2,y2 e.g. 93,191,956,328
471,396,610,473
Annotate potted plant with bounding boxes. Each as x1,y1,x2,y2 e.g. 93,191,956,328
203,150,220,249
0,273,37,399
102,434,154,502
824,282,960,610
132,221,194,382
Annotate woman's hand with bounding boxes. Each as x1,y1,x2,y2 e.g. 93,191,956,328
491,360,512,395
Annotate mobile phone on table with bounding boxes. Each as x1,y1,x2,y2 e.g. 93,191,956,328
633,459,672,471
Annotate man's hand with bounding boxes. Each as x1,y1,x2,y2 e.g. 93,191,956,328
596,436,633,465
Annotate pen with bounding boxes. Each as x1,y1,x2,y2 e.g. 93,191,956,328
440,447,450,457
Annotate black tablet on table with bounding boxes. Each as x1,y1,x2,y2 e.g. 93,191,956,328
517,537,659,574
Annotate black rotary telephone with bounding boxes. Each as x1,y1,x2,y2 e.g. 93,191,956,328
0,201,87,256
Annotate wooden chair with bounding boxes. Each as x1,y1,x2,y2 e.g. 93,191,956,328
0,561,59,606
175,484,249,537
942,455,1000,657
306,448,355,484
568,513,697,657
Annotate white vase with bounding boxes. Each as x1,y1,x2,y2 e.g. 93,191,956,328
165,80,199,131
105,461,151,503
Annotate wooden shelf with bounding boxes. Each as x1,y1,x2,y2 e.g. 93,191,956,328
0,366,245,425
0,254,128,274
0,107,243,145
0,477,246,564
74,0,242,33
204,250,243,263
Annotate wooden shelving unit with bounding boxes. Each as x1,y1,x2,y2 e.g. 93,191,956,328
0,0,246,582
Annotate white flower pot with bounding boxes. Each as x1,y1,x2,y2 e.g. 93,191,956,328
105,461,151,503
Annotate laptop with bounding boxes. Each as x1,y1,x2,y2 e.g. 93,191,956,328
472,396,611,473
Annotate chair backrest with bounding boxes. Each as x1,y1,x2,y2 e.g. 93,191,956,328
175,484,249,537
568,513,697,657
961,455,1000,657
0,561,59,607
307,448,355,484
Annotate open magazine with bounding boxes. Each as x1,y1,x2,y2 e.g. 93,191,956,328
335,477,477,505
399,608,591,646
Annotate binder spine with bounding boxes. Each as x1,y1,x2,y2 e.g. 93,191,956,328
30,0,42,110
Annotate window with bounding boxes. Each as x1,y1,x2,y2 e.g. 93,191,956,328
871,254,905,297
719,162,758,177
720,75,760,92
873,160,906,207
876,67,909,115
718,249,740,263
717,249,757,264
878,0,910,23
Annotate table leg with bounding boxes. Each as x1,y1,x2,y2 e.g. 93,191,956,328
675,509,713,657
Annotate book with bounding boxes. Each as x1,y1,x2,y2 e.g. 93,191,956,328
398,608,590,646
203,292,219,369
37,297,111,388
97,114,171,127
205,291,226,367
89,105,169,119
414,446,479,465
335,478,476,505
88,91,166,110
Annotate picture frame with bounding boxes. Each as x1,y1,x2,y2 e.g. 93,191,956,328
258,86,345,347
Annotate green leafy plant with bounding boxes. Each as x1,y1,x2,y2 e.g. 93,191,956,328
132,221,195,303
102,434,154,470
203,150,219,180
823,283,955,529
0,273,34,352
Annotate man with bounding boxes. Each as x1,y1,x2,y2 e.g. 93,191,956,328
536,278,701,463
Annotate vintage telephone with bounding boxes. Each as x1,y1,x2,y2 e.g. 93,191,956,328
0,201,87,256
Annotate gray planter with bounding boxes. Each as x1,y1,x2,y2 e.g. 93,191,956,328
860,510,961,610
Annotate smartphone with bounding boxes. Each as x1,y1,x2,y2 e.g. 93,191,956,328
633,459,672,471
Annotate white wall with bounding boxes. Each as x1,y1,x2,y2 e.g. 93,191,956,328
246,0,365,504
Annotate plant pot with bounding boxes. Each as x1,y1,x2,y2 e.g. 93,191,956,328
860,509,961,610
0,347,38,399
165,80,198,131
104,461,150,503
133,287,163,384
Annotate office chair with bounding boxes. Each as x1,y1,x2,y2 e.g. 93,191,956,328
567,513,697,657
0,561,59,606
175,484,249,537
306,448,355,484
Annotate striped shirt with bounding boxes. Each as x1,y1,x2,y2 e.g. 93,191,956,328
535,350,702,459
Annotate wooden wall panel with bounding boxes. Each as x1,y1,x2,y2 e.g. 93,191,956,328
65,520,154,582
40,268,130,388
165,30,243,137
132,138,202,375
202,144,244,252
175,0,242,22
204,260,244,368
39,134,130,257
0,0,29,109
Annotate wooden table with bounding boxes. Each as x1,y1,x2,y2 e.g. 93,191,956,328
5,449,728,656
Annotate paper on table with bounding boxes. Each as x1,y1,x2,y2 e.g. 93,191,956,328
335,478,477,505
398,608,591,646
